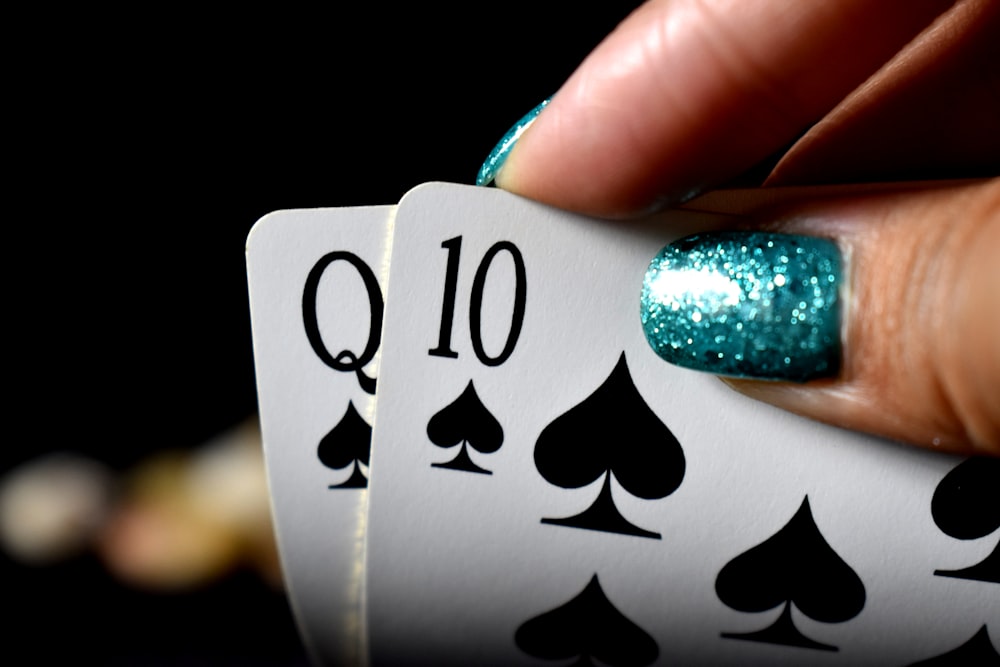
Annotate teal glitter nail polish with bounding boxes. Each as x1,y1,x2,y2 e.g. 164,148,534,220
476,100,549,187
641,232,842,382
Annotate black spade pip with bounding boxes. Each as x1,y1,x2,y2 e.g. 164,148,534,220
426,380,503,475
716,496,866,652
515,574,658,667
907,625,1000,665
534,353,684,539
932,456,999,584
317,401,371,488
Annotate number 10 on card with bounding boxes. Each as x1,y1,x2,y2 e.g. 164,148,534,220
429,236,527,367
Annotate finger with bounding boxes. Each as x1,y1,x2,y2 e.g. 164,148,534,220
641,179,1000,455
491,0,954,217
767,0,1000,186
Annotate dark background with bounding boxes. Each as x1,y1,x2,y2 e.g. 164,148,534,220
6,4,643,664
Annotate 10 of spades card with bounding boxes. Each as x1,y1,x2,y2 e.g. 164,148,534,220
246,182,998,667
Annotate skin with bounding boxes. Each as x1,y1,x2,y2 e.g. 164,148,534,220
495,0,1000,455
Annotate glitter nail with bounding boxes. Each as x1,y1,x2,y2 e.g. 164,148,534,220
475,100,549,187
640,232,841,382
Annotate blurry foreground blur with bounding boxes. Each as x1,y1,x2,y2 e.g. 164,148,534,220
0,418,307,665
1,418,280,591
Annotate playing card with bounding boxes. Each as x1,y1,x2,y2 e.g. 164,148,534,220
247,206,394,666
364,183,998,666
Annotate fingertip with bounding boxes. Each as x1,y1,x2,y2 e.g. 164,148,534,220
700,181,1000,457
494,76,686,218
476,99,550,188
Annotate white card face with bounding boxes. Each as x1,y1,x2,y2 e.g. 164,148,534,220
365,183,998,666
247,206,393,667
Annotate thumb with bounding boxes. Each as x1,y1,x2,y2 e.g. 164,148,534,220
641,179,1000,455
487,0,954,217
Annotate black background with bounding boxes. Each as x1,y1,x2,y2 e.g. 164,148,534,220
5,4,643,664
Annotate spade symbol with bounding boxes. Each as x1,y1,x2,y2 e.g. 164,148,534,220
426,380,503,475
317,401,371,488
716,496,866,652
932,457,1000,584
907,625,1000,666
534,353,684,540
515,574,658,667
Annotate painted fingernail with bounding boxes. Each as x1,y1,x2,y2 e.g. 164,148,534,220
641,232,842,382
476,99,550,187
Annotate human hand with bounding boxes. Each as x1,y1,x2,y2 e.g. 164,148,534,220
477,0,999,455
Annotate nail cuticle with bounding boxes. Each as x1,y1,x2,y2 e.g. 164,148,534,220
641,231,842,382
836,240,853,379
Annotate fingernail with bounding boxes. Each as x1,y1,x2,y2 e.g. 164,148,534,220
641,232,842,382
475,99,550,187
